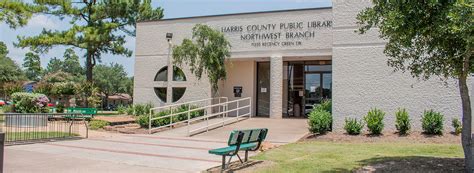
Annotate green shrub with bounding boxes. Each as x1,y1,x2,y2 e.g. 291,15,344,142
395,108,411,135
136,104,204,128
421,110,444,135
11,92,50,113
127,103,153,116
89,120,110,130
2,105,14,113
364,108,385,135
117,105,126,114
56,104,65,113
344,118,364,135
314,99,332,113
308,109,332,134
452,118,462,135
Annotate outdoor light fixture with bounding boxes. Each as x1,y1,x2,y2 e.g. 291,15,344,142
166,33,173,41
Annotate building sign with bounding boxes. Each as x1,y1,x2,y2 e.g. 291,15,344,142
220,20,332,48
234,86,243,97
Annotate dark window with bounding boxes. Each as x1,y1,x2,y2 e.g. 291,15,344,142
154,87,167,102
154,66,168,81
172,87,186,102
173,66,186,81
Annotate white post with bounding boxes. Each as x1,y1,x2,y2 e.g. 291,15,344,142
187,105,190,136
170,107,173,129
148,110,152,134
237,101,240,121
249,98,252,118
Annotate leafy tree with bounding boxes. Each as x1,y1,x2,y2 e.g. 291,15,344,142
0,41,24,84
123,76,134,97
45,57,63,74
23,52,42,81
357,1,473,171
63,48,84,76
0,0,43,29
93,63,127,108
0,41,25,98
172,24,231,92
16,0,164,83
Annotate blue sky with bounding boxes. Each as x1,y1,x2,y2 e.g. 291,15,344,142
0,0,331,76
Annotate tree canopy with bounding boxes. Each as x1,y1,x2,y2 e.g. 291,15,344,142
0,0,44,28
0,41,25,84
23,52,42,81
93,63,128,107
357,1,473,171
15,0,164,82
357,1,473,79
172,24,231,91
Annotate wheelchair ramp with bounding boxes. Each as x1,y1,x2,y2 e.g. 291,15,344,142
149,97,252,136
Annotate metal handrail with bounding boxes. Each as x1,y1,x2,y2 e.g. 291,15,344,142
187,97,252,136
148,97,228,134
147,97,252,135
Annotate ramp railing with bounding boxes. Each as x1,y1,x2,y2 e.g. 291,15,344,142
187,97,252,136
148,97,252,136
148,97,228,134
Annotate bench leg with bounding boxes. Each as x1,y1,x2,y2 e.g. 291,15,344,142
236,154,243,163
245,150,248,162
222,155,226,170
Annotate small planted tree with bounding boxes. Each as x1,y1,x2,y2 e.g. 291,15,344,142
172,24,232,92
357,1,473,170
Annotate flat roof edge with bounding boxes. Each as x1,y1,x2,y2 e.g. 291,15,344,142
138,6,332,23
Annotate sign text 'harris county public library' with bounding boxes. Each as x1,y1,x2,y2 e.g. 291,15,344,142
220,20,332,48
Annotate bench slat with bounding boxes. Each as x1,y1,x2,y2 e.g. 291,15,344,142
208,143,257,155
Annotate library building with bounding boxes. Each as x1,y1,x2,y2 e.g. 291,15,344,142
134,0,472,130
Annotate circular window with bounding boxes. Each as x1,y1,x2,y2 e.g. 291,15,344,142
154,66,168,81
153,66,187,103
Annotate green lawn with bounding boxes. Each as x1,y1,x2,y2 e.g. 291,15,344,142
6,132,79,141
252,141,463,172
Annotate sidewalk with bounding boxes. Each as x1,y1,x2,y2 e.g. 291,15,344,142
5,118,309,173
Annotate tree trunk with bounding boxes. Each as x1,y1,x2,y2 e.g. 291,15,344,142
459,54,473,172
84,51,94,108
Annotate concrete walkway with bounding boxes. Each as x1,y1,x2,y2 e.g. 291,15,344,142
5,118,308,173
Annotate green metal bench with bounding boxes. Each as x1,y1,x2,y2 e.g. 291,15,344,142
209,128,268,170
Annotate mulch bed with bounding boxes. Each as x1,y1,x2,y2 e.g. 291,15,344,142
302,131,461,144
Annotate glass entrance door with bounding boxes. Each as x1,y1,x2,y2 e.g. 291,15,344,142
284,61,332,118
305,73,321,115
256,62,270,117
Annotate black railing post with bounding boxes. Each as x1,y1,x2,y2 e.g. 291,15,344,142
0,132,4,173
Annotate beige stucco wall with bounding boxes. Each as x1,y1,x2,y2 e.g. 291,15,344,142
135,8,333,108
218,60,256,115
332,0,473,131
134,2,472,133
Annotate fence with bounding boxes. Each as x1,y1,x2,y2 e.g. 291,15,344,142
0,113,88,145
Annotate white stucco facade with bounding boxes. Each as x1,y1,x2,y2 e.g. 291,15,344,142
134,0,472,131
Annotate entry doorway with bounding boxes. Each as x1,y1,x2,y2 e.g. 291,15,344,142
256,62,270,117
284,61,332,118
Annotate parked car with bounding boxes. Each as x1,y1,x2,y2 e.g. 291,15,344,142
0,100,5,106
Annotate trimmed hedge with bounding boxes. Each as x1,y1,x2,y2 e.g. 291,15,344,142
137,104,204,128
395,108,411,135
421,110,444,135
344,118,364,135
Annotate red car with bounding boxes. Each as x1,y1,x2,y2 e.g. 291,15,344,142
0,100,5,106
47,103,55,107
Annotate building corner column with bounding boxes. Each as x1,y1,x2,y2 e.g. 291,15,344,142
270,56,283,119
